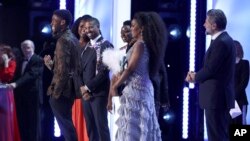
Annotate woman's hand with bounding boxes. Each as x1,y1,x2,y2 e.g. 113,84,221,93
107,96,113,113
110,84,118,97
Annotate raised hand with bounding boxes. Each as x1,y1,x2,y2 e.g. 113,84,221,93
2,54,10,68
43,55,53,70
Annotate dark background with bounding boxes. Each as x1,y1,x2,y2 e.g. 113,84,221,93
0,0,207,140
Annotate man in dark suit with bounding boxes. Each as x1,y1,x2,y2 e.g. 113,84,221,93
80,17,112,141
43,9,80,141
8,39,43,141
185,9,235,141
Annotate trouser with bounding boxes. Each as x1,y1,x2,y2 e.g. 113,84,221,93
49,96,78,141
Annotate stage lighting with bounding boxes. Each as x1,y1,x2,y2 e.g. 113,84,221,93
169,24,182,41
41,24,51,34
162,108,175,123
163,113,171,120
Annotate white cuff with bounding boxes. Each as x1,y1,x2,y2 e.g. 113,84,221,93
84,85,90,92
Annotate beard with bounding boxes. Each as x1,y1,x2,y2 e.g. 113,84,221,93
51,26,62,38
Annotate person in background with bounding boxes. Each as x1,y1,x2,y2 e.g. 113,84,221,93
119,20,136,52
39,39,56,141
232,40,249,125
71,14,92,141
8,39,43,141
107,20,135,111
0,44,16,83
44,9,80,141
80,17,113,141
109,11,167,141
185,9,235,141
147,11,170,119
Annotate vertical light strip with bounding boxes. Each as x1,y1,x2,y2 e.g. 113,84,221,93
53,0,66,137
188,0,197,89
54,117,61,137
204,2,213,141
182,87,189,139
182,0,196,139
59,0,66,9
204,113,208,140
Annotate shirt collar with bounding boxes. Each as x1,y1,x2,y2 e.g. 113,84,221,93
211,30,224,40
25,53,34,61
90,35,101,45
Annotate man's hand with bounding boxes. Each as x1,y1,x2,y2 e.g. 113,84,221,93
43,55,53,70
80,86,88,95
82,92,91,101
185,71,196,83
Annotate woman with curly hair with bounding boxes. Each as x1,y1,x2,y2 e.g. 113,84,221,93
109,12,167,141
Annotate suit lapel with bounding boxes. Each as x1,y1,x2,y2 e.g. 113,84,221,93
204,32,227,63
23,55,35,73
81,47,95,69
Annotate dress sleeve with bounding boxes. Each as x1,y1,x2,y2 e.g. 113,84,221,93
1,60,16,83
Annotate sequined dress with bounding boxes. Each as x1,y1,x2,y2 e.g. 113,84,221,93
115,41,162,141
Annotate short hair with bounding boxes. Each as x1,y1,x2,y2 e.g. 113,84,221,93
82,15,92,20
207,9,227,31
85,17,100,28
21,40,35,50
53,9,73,26
123,20,131,26
234,40,244,59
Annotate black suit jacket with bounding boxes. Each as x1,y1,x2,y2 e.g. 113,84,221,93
235,59,249,107
13,53,43,141
195,32,235,109
80,37,113,97
14,54,44,104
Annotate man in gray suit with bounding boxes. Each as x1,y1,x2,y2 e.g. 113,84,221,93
186,9,235,141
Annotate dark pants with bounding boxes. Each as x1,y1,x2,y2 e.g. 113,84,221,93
83,96,110,141
205,109,230,141
231,105,247,125
49,96,77,141
15,99,41,141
